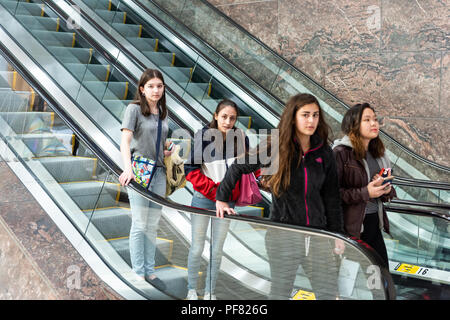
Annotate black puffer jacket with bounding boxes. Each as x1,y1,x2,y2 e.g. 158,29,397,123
216,133,344,233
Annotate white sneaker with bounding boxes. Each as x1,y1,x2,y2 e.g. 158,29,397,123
186,289,198,300
203,292,217,300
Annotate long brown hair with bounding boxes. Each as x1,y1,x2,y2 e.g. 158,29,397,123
341,103,385,160
133,68,167,119
266,93,330,197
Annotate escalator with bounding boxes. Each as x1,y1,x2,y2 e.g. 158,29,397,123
0,0,448,300
0,44,398,300
59,0,448,207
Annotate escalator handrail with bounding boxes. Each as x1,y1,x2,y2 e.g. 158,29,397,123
153,0,450,174
0,32,398,300
393,177,450,190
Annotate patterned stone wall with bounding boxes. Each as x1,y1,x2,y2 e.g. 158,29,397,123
205,0,449,167
0,159,123,300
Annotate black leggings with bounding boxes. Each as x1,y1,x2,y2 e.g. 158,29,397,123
360,213,389,268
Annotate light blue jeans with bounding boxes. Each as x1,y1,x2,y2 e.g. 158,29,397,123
187,191,232,294
128,167,166,277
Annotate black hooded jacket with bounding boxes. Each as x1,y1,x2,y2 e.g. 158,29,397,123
216,133,344,233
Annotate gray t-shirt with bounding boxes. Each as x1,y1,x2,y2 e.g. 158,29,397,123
121,103,168,166
365,151,381,214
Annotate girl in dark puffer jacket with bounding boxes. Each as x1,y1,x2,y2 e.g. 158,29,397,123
216,93,345,300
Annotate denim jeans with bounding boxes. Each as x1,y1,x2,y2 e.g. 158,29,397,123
128,167,166,277
187,191,232,294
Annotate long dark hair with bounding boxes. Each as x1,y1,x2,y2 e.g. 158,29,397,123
341,103,385,160
267,93,330,197
133,68,167,119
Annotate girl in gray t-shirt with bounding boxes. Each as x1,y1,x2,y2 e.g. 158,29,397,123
118,69,172,291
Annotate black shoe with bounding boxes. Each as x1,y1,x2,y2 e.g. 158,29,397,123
145,276,167,291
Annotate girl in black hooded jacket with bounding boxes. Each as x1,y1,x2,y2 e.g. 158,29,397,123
215,93,345,300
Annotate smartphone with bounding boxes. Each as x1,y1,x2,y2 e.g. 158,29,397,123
381,168,392,185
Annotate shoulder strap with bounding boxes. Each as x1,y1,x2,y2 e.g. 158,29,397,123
148,117,162,185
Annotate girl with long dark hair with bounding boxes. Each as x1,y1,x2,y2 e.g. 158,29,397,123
119,69,171,290
215,93,345,299
184,99,248,300
333,103,396,267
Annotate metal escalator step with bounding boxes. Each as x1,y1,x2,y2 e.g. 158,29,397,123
37,155,98,183
152,266,189,298
108,236,172,269
142,51,174,67
60,180,122,210
126,37,159,52
83,80,129,100
48,46,93,64
15,14,60,31
31,30,76,47
160,66,192,83
111,22,142,38
19,133,74,157
84,207,131,239
83,0,112,11
236,116,252,130
102,99,131,120
0,90,32,112
64,63,111,82
1,0,45,17
0,111,53,134
181,82,211,100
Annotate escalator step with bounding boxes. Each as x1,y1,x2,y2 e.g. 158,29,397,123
108,237,172,269
31,30,76,47
64,63,111,82
48,46,93,64
37,155,98,183
126,37,159,53
60,180,122,210
15,14,60,31
111,22,142,38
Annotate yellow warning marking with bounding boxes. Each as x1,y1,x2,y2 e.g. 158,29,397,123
292,290,316,300
395,263,420,274
89,48,93,64
105,65,110,82
138,25,143,38
123,12,127,24
29,88,35,111
123,82,129,100
207,82,212,96
56,18,60,32
72,33,76,48
12,71,17,91
108,0,112,11
248,117,252,129
171,53,175,66
154,39,159,52
41,4,45,17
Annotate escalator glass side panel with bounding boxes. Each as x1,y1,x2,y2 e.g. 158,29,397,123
385,210,450,299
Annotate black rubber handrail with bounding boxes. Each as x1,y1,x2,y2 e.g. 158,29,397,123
150,0,450,174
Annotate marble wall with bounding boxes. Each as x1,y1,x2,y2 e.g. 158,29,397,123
0,159,123,300
203,0,449,167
